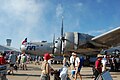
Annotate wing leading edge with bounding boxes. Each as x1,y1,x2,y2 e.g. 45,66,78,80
92,27,120,47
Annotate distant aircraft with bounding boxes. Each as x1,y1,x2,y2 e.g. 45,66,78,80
20,18,120,56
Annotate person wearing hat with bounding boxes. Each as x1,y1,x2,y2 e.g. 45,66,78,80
94,54,103,80
70,52,75,65
73,53,82,80
40,53,54,80
48,54,54,68
70,52,76,79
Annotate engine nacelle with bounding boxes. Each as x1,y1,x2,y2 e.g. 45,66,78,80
20,45,27,52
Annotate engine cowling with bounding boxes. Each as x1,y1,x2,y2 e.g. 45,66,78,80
20,45,27,52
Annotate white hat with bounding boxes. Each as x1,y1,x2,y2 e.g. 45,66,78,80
72,52,77,56
72,52,75,55
97,54,103,58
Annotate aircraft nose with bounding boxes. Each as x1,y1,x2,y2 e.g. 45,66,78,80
20,45,27,52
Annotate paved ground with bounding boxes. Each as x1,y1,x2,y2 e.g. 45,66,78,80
6,63,120,80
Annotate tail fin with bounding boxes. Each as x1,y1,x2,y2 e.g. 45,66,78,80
22,38,27,44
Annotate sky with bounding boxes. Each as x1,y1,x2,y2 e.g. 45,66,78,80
0,0,120,49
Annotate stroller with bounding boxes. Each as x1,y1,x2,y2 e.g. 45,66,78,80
59,66,70,80
51,66,70,80
51,70,61,80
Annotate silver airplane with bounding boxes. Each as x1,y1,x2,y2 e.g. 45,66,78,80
20,18,120,56
20,18,93,56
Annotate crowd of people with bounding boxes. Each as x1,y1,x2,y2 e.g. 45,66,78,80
0,51,120,80
40,51,120,80
40,52,84,80
0,51,32,75
0,51,44,76
94,53,120,80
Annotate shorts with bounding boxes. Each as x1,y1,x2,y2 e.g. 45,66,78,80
71,70,75,75
78,67,81,72
75,67,81,72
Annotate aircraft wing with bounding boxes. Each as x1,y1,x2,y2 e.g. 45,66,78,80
92,27,120,47
0,44,21,52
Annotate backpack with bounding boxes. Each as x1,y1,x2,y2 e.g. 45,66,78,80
79,57,84,68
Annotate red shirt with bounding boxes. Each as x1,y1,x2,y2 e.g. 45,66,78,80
0,56,6,65
95,59,102,73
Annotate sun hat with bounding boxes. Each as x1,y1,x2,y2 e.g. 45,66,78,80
44,53,51,60
72,52,76,55
72,52,75,55
97,54,103,58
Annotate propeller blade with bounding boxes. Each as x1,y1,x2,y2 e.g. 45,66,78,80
60,16,64,54
61,16,64,37
52,34,55,54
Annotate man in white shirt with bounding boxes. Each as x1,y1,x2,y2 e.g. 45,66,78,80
70,52,75,64
101,55,107,72
70,52,76,79
73,53,82,80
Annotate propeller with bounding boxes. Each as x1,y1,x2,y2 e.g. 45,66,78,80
59,16,79,54
60,16,64,54
52,34,55,54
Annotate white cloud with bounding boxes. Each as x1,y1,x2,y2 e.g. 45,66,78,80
2,0,39,17
56,4,64,18
73,2,85,13
74,2,83,10
0,0,48,48
76,2,83,7
5,0,43,35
